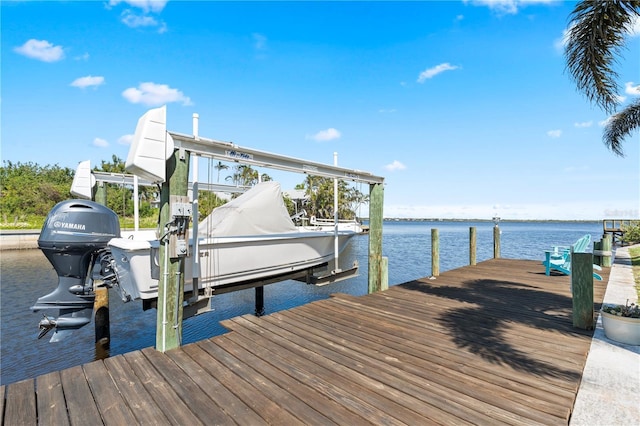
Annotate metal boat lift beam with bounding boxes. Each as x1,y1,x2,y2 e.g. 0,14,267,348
92,171,247,193
169,132,385,185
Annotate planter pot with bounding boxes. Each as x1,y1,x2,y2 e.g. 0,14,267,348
600,310,640,345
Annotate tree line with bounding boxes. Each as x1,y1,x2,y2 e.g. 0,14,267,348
0,156,368,228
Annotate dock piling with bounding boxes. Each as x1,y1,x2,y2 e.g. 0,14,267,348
431,229,439,277
469,227,477,266
571,251,594,330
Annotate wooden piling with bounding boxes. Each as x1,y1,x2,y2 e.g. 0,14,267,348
156,149,190,352
469,227,477,266
571,251,594,330
601,234,612,267
381,257,389,291
431,229,439,277
94,283,110,358
368,183,384,294
593,240,602,266
493,226,501,259
255,286,265,316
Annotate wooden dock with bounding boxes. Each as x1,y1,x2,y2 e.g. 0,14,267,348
0,258,609,425
602,219,639,245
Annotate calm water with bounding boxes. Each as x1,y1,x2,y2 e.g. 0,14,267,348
0,220,603,385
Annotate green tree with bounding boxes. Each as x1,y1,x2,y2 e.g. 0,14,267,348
225,165,271,188
299,175,367,220
93,155,158,218
214,161,229,183
565,1,640,156
0,161,74,219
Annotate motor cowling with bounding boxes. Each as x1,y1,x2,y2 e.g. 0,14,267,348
33,200,121,341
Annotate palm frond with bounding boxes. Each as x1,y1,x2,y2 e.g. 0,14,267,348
603,98,640,156
565,1,640,113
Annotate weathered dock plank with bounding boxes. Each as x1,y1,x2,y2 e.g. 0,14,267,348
36,371,69,426
83,360,137,426
1,259,611,425
60,365,103,425
4,379,36,426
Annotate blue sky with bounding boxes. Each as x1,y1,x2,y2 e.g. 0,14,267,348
2,0,639,220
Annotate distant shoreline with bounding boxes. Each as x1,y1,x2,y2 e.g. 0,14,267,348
377,218,603,223
0,218,607,251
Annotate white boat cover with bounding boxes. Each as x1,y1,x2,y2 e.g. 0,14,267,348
198,181,297,237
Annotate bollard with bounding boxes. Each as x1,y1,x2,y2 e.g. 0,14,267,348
469,227,477,266
431,229,439,277
571,251,594,330
493,225,501,259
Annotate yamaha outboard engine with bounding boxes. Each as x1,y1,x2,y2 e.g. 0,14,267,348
32,200,120,342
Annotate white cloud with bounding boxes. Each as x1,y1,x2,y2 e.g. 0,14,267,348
574,121,592,128
547,129,562,138
14,39,64,62
308,128,341,142
93,138,109,148
467,0,557,15
598,118,611,127
624,82,640,96
121,11,159,28
70,75,105,89
378,108,397,113
417,63,459,83
253,33,267,50
122,82,192,106
109,0,168,13
118,134,134,145
75,53,90,61
384,160,406,172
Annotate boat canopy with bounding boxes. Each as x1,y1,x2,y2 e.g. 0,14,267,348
198,181,297,237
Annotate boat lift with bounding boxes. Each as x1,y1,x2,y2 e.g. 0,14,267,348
126,106,385,351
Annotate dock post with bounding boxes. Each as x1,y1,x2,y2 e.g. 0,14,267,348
381,257,388,291
156,149,190,352
94,281,110,358
368,183,384,294
255,286,265,316
593,240,602,266
469,227,477,266
493,225,501,259
431,229,439,277
571,251,594,330
601,234,612,267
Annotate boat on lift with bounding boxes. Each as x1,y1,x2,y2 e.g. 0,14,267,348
107,181,358,305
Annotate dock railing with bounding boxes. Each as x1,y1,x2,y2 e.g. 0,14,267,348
603,219,640,245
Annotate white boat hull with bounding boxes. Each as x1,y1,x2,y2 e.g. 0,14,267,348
108,231,356,301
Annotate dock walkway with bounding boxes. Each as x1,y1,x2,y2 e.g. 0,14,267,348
0,259,609,425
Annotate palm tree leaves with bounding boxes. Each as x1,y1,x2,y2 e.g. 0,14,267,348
564,1,640,156
603,98,640,155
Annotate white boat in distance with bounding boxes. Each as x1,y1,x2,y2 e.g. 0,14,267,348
108,182,358,303
300,216,368,234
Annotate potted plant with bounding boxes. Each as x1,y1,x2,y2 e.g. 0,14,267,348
600,300,640,345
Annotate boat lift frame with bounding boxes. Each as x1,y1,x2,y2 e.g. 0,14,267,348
124,106,385,351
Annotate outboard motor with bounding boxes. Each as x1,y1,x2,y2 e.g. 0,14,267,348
32,200,120,342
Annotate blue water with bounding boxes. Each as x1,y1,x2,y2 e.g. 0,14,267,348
0,220,604,385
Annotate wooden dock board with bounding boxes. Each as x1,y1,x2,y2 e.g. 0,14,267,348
0,259,609,425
